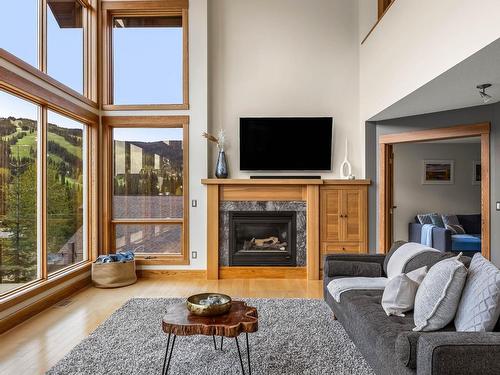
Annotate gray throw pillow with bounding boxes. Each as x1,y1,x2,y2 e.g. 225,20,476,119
445,224,466,234
454,253,500,332
413,254,468,331
382,266,427,317
429,213,445,228
417,213,436,225
442,215,466,234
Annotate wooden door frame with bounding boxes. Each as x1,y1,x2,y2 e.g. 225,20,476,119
378,122,491,259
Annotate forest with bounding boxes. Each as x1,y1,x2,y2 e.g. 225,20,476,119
0,117,83,287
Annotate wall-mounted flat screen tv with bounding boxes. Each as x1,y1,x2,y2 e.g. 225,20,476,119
239,117,333,171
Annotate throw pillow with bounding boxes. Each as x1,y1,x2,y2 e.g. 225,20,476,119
383,240,407,276
413,254,468,332
429,213,445,228
454,253,500,332
442,215,466,234
382,266,428,317
417,213,436,225
445,224,466,234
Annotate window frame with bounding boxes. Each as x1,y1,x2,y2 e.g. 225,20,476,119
102,115,189,265
0,0,98,104
0,65,98,306
101,1,189,110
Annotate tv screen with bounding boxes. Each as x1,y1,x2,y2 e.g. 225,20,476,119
240,117,333,171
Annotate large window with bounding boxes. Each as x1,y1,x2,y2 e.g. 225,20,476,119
0,0,92,96
102,2,188,109
107,120,188,264
47,0,84,93
0,90,90,297
0,91,40,294
47,111,87,273
0,0,39,67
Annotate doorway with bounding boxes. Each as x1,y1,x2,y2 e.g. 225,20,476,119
378,122,490,259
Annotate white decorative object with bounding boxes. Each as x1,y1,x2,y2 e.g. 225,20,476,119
340,138,353,179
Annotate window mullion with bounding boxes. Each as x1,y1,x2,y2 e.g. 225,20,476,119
39,107,48,280
39,0,47,73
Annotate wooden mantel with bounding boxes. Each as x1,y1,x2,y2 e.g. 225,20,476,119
201,179,370,280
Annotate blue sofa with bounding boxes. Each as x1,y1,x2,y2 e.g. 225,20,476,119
408,214,481,253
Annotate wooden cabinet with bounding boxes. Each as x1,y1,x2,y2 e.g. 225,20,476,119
320,184,368,259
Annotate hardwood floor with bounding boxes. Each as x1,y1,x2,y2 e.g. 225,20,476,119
0,278,323,375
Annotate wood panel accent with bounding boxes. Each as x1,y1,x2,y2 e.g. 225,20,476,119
322,179,371,185
0,65,98,124
481,133,490,260
320,185,369,266
206,184,220,280
0,48,97,108
378,122,491,259
220,185,304,201
137,269,206,279
379,143,392,253
379,122,491,144
306,185,320,280
202,179,323,185
219,267,306,279
0,275,91,334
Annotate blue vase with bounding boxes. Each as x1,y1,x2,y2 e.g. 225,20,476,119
215,149,228,178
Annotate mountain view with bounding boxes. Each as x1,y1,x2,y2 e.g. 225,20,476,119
0,116,84,292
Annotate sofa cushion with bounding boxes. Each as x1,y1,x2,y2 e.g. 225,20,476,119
457,214,481,234
414,254,468,331
383,240,407,276
452,234,481,252
334,289,417,373
395,324,455,369
328,260,382,278
455,253,500,332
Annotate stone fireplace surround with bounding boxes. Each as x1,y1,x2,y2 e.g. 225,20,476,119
219,201,307,266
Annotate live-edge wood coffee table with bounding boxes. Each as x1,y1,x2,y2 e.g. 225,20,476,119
162,301,258,375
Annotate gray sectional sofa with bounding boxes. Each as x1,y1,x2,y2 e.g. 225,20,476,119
323,251,500,375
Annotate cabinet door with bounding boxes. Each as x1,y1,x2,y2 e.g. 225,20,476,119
321,189,342,242
342,188,365,242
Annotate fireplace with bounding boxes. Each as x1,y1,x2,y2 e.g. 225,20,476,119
229,211,297,266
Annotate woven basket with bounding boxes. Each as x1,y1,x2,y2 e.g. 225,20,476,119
91,260,137,288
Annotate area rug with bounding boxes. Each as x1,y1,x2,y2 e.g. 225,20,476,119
47,298,374,375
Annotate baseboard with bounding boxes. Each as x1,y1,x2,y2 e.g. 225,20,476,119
0,275,91,334
219,266,307,279
137,269,207,279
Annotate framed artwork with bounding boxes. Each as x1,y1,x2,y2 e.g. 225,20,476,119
422,160,454,184
472,160,481,185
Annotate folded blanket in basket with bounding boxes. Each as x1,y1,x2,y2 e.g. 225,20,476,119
95,251,134,264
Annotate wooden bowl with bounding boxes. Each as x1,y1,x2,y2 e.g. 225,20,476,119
186,293,232,316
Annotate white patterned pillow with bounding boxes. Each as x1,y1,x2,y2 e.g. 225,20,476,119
454,253,500,332
445,224,466,234
413,254,467,332
417,213,437,225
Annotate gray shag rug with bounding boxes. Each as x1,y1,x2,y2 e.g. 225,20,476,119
47,298,374,375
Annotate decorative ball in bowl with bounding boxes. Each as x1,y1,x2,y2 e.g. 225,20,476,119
187,293,232,316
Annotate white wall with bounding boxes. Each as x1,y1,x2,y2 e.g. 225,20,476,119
360,0,500,123
393,142,481,241
358,0,377,43
208,0,362,179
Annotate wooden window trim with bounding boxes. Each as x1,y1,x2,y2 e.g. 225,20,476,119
0,70,98,301
0,262,91,312
378,122,491,260
102,115,190,265
100,1,189,110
